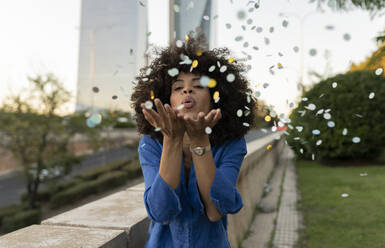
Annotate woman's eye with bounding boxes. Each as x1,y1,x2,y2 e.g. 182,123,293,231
174,87,182,91
194,85,203,89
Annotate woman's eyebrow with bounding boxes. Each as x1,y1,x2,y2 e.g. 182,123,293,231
173,77,201,84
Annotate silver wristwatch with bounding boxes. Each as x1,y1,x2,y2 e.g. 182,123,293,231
190,145,211,156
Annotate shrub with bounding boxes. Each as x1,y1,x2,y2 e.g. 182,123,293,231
122,160,143,179
287,70,385,161
1,208,41,233
49,171,128,209
75,159,130,181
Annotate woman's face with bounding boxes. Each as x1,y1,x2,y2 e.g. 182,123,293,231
170,72,212,120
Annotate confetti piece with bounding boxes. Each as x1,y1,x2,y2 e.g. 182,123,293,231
267,144,272,150
265,115,271,122
352,137,361,143
208,78,217,88
342,128,348,135
237,109,243,117
228,57,234,63
282,20,288,28
312,129,320,135
177,104,184,110
196,49,203,56
146,68,152,75
323,113,331,120
237,10,247,20
226,23,232,29
341,193,349,197
369,92,375,99
168,68,179,77
375,68,383,75
145,100,153,110
92,86,99,93
220,65,227,72
332,82,337,88
277,63,283,69
243,122,250,127
226,73,235,82
146,32,152,37
200,76,210,87
293,46,299,53
296,126,303,132
155,127,162,132
150,90,154,100
256,27,263,33
360,173,368,176
309,48,317,56
205,126,212,134
327,121,335,128
185,35,189,41
316,140,322,146
203,15,210,21
192,60,198,68
235,36,243,41
300,148,304,154
209,65,215,72
306,103,316,111
343,33,351,41
269,26,274,33
213,91,220,100
173,4,180,12
112,95,118,100
176,40,183,48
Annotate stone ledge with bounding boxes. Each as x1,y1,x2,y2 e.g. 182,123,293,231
0,224,127,248
42,183,149,247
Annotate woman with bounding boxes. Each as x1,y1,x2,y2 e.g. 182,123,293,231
131,33,257,248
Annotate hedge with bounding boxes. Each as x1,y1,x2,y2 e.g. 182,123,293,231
1,208,41,234
287,70,385,161
49,171,128,209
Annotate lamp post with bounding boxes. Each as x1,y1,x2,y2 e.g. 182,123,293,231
279,10,324,92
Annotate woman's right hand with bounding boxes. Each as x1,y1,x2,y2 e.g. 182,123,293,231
141,98,185,139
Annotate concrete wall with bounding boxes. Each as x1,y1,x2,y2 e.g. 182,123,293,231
0,131,286,248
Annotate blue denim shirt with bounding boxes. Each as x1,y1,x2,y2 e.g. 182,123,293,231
138,135,247,248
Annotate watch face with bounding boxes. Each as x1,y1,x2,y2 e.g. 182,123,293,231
195,148,204,155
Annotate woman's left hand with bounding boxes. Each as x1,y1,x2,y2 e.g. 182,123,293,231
177,109,222,138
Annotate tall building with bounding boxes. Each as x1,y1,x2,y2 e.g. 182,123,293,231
171,0,217,49
76,0,148,112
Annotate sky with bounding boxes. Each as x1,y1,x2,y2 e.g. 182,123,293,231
0,0,384,116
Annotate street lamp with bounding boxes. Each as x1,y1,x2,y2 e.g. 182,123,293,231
279,10,325,92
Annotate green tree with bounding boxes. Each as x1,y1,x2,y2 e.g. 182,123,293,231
0,74,102,209
287,70,385,161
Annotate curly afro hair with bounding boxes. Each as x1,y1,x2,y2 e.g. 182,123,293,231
130,32,257,147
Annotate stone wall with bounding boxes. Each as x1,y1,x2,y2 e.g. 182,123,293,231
0,131,286,248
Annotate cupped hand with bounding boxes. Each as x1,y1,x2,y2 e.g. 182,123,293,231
177,108,222,138
141,98,186,139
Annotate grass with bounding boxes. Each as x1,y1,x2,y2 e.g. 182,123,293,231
295,159,385,248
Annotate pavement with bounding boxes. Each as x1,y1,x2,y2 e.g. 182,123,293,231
243,143,302,248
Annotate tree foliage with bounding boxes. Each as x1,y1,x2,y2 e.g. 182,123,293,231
287,70,385,161
0,74,102,209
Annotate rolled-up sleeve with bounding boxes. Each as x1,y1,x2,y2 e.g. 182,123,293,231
138,135,183,223
209,138,247,216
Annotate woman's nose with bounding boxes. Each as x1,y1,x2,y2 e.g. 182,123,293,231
183,89,193,94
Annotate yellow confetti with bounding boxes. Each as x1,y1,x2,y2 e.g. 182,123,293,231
150,90,154,100
185,35,189,41
192,60,198,68
208,78,217,88
277,62,283,69
213,91,220,100
196,49,203,56
228,57,234,63
267,144,272,150
265,115,271,122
